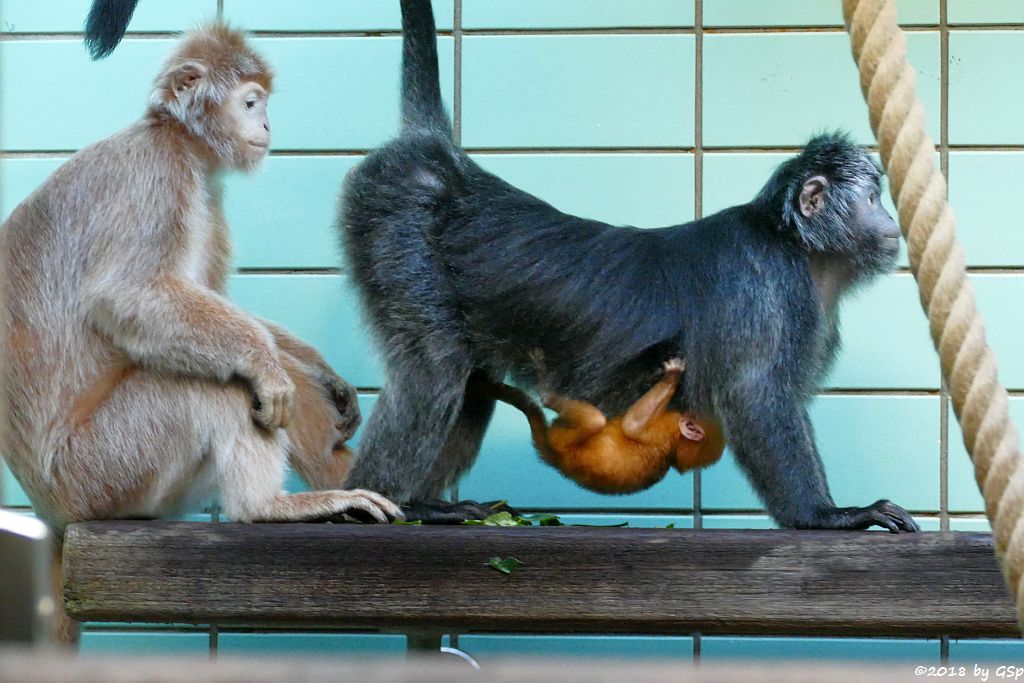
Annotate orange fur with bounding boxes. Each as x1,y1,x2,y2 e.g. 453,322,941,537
542,410,724,494
673,414,725,472
483,369,726,495
544,412,679,493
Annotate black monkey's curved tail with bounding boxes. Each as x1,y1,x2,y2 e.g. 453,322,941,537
400,0,453,137
84,0,140,60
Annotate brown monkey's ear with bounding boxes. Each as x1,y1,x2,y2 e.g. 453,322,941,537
798,175,829,218
168,60,207,99
678,416,706,442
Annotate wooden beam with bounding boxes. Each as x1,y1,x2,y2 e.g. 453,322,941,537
62,523,1017,637
0,648,932,683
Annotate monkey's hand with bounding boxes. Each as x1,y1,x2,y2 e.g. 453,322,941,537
401,499,522,524
320,371,361,440
809,500,920,534
250,357,296,430
663,357,685,375
528,348,557,402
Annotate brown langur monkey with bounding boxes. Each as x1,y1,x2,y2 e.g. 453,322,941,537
0,24,403,527
484,355,724,494
0,26,402,640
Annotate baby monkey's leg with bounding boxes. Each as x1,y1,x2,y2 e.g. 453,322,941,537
529,348,607,440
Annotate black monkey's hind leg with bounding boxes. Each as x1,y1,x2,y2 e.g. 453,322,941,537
403,373,531,523
342,166,477,504
344,352,472,503
722,388,919,533
417,371,497,499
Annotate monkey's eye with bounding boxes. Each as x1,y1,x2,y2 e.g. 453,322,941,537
245,100,256,110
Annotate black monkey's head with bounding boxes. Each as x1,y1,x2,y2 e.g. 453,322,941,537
756,132,900,277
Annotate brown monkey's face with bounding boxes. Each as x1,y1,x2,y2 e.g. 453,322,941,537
221,81,271,170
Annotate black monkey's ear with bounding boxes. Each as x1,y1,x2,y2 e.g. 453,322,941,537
798,175,829,218
168,61,208,99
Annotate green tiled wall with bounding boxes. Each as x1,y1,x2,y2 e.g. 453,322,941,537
702,32,941,146
1,0,1019,663
461,35,695,148
462,1,695,29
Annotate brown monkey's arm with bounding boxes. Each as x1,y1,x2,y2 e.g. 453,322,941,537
621,359,683,439
258,318,331,373
85,275,293,428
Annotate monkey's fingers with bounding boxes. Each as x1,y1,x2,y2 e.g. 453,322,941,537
252,394,281,430
281,386,296,429
274,392,286,429
871,500,920,534
663,357,685,374
348,489,404,520
336,490,403,523
326,376,361,436
252,373,297,430
855,500,919,534
529,348,551,382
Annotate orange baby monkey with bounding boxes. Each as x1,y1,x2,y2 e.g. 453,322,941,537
485,356,725,494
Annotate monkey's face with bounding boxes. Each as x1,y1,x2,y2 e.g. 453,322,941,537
848,182,901,274
797,171,900,276
220,81,271,171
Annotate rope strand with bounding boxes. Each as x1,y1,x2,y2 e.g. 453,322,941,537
844,0,1024,627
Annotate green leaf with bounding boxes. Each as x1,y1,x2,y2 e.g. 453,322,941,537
665,523,676,529
487,556,524,575
463,511,529,527
391,519,422,525
524,513,563,526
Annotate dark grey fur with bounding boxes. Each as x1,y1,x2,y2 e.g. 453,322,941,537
338,0,917,531
84,0,139,60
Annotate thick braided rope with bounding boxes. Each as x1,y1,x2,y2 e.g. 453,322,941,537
844,0,1024,624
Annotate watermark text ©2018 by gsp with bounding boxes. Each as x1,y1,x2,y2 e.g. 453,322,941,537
915,665,1024,680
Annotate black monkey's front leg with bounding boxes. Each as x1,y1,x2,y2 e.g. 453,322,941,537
724,391,919,533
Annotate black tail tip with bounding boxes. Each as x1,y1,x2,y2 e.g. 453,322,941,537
84,0,140,60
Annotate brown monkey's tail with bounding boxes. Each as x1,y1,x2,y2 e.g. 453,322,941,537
476,381,552,453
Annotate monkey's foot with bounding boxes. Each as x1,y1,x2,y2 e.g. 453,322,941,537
663,357,685,374
402,499,521,525
807,500,920,534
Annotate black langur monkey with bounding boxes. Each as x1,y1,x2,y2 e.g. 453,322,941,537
339,0,918,532
84,0,140,59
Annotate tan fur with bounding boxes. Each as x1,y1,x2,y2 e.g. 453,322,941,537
0,25,401,538
281,352,355,490
50,536,80,647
